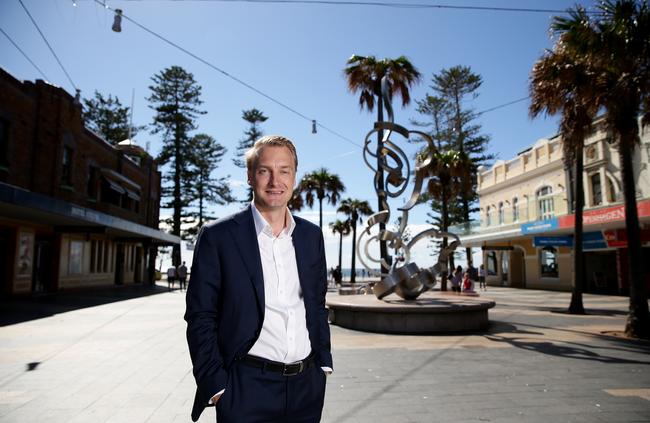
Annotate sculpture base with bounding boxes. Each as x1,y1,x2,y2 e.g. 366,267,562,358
327,291,495,334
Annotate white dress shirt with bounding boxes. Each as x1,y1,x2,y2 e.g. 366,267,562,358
248,203,312,362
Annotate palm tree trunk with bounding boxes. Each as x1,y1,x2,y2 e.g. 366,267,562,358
569,141,585,314
338,232,343,273
350,221,357,285
620,142,650,338
441,186,449,291
318,196,323,229
376,90,389,269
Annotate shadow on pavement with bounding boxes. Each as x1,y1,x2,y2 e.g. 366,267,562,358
0,283,175,327
483,320,650,364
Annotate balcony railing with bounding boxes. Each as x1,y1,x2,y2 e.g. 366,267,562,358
447,193,569,237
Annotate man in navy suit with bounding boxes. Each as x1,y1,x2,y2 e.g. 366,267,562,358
185,135,332,422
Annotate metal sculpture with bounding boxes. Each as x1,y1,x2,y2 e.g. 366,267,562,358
358,77,461,300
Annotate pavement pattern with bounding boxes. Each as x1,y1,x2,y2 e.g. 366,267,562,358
0,285,648,423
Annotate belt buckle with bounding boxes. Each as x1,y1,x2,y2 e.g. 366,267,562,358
282,361,303,376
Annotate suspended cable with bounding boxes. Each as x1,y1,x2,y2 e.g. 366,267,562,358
477,96,529,116
92,0,599,15
0,26,50,81
91,0,362,147
17,0,78,91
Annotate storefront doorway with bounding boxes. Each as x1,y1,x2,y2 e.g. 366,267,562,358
584,251,618,294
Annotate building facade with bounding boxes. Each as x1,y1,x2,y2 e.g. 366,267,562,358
0,68,179,298
455,119,650,294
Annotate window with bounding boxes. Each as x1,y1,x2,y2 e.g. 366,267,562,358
540,246,559,278
536,186,554,220
607,176,616,203
69,240,83,274
103,242,110,273
90,240,97,273
0,118,8,166
512,197,519,222
498,202,505,225
486,206,492,226
486,251,498,276
61,146,73,186
97,241,104,273
87,166,99,199
591,173,602,206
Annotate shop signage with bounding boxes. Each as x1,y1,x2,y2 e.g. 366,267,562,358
582,231,608,250
521,217,559,234
481,246,514,251
559,198,650,228
604,228,650,248
533,236,573,247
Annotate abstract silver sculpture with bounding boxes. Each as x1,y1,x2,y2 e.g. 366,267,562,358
358,77,461,300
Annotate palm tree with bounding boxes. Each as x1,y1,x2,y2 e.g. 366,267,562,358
551,0,650,338
337,198,373,284
529,29,600,315
329,219,351,282
287,187,304,212
298,168,346,229
422,149,471,290
344,55,421,265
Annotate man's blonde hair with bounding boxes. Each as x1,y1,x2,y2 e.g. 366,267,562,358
245,135,298,172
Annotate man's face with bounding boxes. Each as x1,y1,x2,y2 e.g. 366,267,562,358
249,146,296,213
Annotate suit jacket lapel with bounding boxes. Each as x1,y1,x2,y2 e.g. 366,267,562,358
292,219,312,298
231,206,265,315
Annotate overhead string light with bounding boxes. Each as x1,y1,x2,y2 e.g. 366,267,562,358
95,0,360,146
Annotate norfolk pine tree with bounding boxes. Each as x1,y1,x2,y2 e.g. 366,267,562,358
147,66,206,265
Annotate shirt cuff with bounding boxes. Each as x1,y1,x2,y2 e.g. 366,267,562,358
321,366,333,374
210,389,225,405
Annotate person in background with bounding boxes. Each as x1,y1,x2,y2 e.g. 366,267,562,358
479,264,487,291
177,261,188,291
450,265,462,294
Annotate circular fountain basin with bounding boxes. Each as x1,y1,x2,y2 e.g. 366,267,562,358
327,291,495,334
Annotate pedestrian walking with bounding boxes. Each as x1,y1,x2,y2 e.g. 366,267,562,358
177,261,188,291
167,266,177,291
479,264,487,291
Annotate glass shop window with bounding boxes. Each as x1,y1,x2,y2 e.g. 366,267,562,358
540,246,559,278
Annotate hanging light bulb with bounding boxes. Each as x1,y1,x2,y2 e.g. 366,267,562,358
312,120,317,134
71,0,77,7
112,9,123,33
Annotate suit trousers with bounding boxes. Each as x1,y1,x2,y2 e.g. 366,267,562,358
216,359,327,423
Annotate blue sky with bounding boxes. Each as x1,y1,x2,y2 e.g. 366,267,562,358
1,0,595,270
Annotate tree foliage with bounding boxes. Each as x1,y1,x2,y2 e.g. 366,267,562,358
83,91,143,145
184,133,235,239
298,168,346,229
148,65,206,263
337,198,373,284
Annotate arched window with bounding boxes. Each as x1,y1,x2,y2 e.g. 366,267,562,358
498,202,505,225
536,186,554,220
512,197,519,222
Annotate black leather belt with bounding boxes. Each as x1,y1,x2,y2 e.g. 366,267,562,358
243,354,315,376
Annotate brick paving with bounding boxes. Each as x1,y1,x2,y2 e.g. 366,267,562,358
0,285,648,423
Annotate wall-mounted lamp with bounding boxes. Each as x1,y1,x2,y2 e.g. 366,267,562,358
112,9,123,33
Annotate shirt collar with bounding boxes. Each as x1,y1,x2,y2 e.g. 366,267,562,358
251,202,295,238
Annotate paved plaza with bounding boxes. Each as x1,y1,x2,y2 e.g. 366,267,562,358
0,285,648,423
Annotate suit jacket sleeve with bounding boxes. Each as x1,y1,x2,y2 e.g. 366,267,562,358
316,230,333,369
184,225,229,405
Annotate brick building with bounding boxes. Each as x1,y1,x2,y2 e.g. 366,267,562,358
0,68,179,298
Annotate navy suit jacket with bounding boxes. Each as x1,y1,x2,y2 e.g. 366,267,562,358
184,206,333,422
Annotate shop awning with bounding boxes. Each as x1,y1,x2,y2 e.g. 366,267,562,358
0,182,179,245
